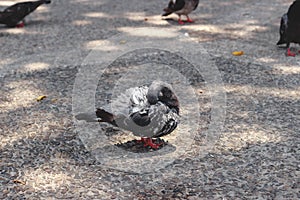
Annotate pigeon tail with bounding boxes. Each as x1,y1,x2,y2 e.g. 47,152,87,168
277,13,288,46
96,108,117,126
277,38,286,45
75,109,118,126
162,8,173,16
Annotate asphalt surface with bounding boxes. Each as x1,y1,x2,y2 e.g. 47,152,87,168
0,0,299,199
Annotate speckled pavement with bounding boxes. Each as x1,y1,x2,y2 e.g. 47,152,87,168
0,0,299,199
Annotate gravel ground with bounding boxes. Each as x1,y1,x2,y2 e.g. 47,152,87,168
0,0,299,199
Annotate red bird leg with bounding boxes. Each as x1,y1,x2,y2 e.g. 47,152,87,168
143,138,161,149
137,137,146,143
286,48,296,57
186,15,194,23
178,15,184,25
137,138,161,149
16,22,24,28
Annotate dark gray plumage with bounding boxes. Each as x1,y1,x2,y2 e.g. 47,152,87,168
162,0,199,24
0,0,51,27
75,81,180,149
277,0,300,56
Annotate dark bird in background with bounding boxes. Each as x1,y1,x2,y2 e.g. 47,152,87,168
0,0,51,28
277,0,300,56
162,0,199,25
76,81,180,149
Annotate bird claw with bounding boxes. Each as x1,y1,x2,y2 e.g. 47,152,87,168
287,48,296,57
178,18,194,24
186,18,194,23
178,19,184,25
138,138,162,149
16,22,24,28
287,52,296,57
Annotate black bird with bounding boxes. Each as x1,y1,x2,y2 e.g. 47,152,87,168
277,0,300,56
0,0,51,28
162,0,199,24
75,81,180,149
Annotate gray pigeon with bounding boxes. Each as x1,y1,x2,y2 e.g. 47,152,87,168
277,0,300,56
75,81,180,149
0,0,51,28
162,0,199,24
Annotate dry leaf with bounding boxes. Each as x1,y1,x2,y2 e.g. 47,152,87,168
36,95,47,101
13,180,26,185
232,51,244,56
51,98,58,103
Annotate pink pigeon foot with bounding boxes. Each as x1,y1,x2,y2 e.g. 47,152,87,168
186,17,194,23
178,19,184,25
287,48,296,57
137,137,162,149
16,22,24,28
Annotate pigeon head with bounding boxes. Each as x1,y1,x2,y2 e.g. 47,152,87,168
158,86,180,114
147,81,179,114
147,81,170,104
